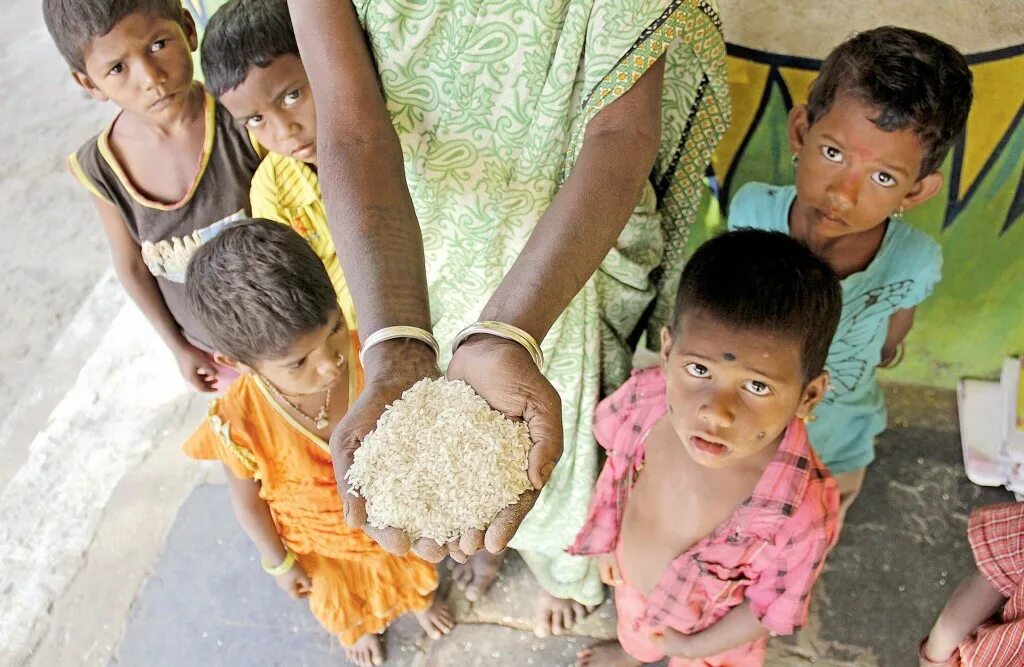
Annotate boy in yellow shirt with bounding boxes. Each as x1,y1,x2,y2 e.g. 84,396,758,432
200,0,356,329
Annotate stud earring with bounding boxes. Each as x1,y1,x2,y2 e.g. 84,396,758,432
801,414,817,425
791,153,799,167
892,205,905,220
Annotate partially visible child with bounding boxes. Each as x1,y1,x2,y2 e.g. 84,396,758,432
200,0,356,329
570,229,842,667
728,27,973,518
920,502,1024,666
183,219,453,667
44,0,266,391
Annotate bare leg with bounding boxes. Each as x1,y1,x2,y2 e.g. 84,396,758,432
413,596,455,640
451,549,505,602
344,633,384,667
533,589,595,637
576,640,643,666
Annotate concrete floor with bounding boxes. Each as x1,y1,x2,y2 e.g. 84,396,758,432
0,1,1017,666
106,393,1011,667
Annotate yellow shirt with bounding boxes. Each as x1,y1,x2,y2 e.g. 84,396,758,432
250,153,356,330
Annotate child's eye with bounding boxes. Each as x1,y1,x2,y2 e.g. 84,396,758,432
744,380,772,396
288,357,307,370
151,39,166,52
245,115,264,128
820,145,843,162
684,363,709,378
872,171,897,187
108,63,124,76
283,90,301,106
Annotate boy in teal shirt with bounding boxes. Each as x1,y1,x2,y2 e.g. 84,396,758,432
729,27,973,521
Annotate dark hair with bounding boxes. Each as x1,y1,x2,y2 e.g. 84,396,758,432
807,26,973,178
185,219,338,364
200,0,299,98
42,0,184,73
672,229,842,383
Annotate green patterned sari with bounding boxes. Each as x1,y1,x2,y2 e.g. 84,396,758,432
354,0,729,604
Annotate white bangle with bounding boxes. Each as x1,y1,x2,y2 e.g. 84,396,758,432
359,326,440,366
451,321,544,370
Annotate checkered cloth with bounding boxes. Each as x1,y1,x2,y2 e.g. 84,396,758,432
569,367,839,637
960,502,1024,666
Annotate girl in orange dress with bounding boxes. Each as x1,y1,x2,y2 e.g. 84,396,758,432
182,219,453,667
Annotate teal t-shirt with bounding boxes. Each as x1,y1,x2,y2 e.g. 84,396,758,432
727,183,942,473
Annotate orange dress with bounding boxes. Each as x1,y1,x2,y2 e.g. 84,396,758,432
184,367,438,646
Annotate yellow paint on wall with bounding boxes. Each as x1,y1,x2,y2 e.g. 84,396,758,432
959,55,1024,199
712,57,770,178
778,66,818,107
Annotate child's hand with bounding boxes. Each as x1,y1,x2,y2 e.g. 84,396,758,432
274,562,312,599
648,626,695,659
596,553,622,587
174,343,217,392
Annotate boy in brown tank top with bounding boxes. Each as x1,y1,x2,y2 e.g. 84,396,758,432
43,0,264,391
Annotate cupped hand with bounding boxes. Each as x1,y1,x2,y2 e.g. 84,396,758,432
446,334,563,556
174,342,217,392
329,338,440,557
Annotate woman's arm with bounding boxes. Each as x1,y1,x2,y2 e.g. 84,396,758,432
94,195,216,391
921,568,1005,663
479,56,665,340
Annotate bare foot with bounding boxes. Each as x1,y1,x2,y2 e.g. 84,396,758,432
451,549,504,602
533,590,595,637
575,640,642,666
344,633,384,667
414,597,456,640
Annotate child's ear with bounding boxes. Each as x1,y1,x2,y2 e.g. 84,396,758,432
659,326,673,365
72,70,108,102
213,352,250,375
901,171,944,213
787,104,810,156
795,370,829,420
181,8,199,52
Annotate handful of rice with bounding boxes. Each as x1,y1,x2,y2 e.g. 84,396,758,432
346,377,533,544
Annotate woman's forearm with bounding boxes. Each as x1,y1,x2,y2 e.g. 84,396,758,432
287,0,431,345
479,57,665,342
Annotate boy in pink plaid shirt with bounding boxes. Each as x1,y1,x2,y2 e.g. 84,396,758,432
571,230,842,666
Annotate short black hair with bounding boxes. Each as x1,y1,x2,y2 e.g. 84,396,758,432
807,26,973,178
42,0,185,73
185,219,339,364
200,0,299,98
672,229,842,384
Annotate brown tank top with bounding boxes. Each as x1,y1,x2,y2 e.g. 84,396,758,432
68,90,263,350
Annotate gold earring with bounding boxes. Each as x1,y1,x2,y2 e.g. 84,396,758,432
801,413,817,425
335,352,346,367
791,153,799,167
892,205,905,220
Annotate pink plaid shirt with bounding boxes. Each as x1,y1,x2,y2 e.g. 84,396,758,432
959,502,1024,666
569,367,839,637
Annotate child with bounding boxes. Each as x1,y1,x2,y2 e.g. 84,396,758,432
728,27,973,517
43,0,265,392
919,502,1024,666
183,219,453,667
570,229,842,667
199,0,356,330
